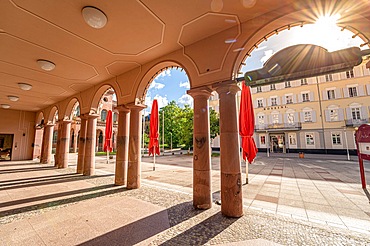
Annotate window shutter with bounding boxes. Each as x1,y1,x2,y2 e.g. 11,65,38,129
263,98,266,107
292,95,297,103
361,106,369,119
282,96,286,104
300,112,304,122
298,94,303,103
311,111,317,122
345,108,352,120
338,108,344,121
278,114,282,123
366,84,370,96
322,90,328,100
283,113,288,123
358,85,365,96
310,92,314,101
294,112,299,123
343,88,349,98
324,110,330,122
276,97,281,105
267,98,271,106
335,88,342,98
264,115,268,124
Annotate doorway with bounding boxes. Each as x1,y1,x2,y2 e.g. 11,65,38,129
0,134,14,161
270,134,285,153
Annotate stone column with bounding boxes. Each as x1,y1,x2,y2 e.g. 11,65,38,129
126,103,146,189
77,115,87,174
115,105,130,186
187,87,213,209
40,123,54,164
55,122,63,167
214,81,243,218
58,120,71,168
72,128,78,153
83,114,99,176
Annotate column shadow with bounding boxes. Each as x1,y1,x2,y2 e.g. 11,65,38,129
364,188,370,203
0,173,80,186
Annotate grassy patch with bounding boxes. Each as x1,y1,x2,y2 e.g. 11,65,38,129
95,151,116,156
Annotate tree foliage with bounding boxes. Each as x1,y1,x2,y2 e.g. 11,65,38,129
144,100,219,149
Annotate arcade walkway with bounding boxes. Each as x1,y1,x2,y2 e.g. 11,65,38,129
0,154,369,245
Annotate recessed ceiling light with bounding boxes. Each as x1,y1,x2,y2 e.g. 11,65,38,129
82,6,107,29
225,38,237,44
8,95,19,102
233,48,245,52
18,83,32,91
1,104,10,109
37,59,56,71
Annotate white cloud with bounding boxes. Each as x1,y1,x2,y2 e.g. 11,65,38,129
260,49,274,64
179,81,190,89
255,45,267,51
149,80,165,90
156,69,172,79
178,94,193,107
154,95,169,109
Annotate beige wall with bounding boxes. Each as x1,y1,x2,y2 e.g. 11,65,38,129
0,109,36,161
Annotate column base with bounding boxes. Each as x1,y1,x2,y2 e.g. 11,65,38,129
193,169,212,210
221,172,244,218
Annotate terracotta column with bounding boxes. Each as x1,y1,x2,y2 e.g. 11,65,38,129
126,103,146,189
55,122,62,167
83,114,99,176
187,87,213,209
58,120,71,168
214,81,243,218
115,105,130,186
72,128,78,153
77,115,87,174
40,123,54,164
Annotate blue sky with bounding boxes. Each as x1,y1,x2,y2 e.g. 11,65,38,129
144,15,364,112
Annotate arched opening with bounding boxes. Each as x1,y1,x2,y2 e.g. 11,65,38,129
33,112,45,159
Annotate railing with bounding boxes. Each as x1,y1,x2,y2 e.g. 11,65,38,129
345,118,369,127
255,122,302,131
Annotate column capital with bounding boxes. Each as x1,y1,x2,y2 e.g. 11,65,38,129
126,102,146,111
114,105,130,113
187,86,213,99
44,123,55,128
212,80,240,95
86,114,99,119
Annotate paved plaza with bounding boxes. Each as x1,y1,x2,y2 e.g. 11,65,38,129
0,153,370,245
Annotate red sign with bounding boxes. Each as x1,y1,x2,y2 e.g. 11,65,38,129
355,124,370,188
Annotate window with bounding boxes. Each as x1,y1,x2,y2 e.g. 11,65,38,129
113,113,118,122
325,74,333,82
257,99,263,108
329,109,339,121
53,131,58,144
286,95,293,104
348,87,357,97
260,136,266,145
304,111,312,122
101,109,107,121
257,115,265,125
270,84,276,90
257,86,262,93
351,107,361,120
285,81,291,88
327,89,335,100
271,97,277,106
346,69,354,78
302,93,310,102
305,133,314,145
287,113,294,124
301,78,308,85
289,134,296,145
272,113,279,124
332,133,341,145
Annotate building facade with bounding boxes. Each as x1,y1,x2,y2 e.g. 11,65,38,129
210,59,370,155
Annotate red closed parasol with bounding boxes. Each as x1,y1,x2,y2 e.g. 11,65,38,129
239,82,258,163
149,99,160,156
104,110,113,152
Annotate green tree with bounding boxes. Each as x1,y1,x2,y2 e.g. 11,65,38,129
209,108,219,140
